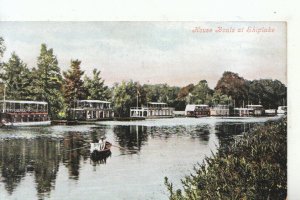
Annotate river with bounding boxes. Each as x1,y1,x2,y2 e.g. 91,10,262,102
0,116,281,200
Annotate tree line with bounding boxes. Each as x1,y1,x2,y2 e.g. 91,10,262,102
0,37,287,118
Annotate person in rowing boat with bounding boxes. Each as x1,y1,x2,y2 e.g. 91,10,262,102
98,136,106,150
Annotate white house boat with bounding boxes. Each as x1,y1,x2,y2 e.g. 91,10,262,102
185,104,210,117
234,105,264,117
277,106,287,115
0,100,51,127
130,102,174,118
210,105,230,116
69,100,114,120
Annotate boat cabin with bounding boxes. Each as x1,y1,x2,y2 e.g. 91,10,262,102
210,105,230,116
69,100,114,120
0,100,50,126
130,102,174,118
185,104,210,117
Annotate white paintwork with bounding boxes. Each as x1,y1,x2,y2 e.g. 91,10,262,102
3,121,51,127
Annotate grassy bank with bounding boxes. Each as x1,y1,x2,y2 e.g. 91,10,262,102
165,118,287,199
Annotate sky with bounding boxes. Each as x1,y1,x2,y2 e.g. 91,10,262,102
0,21,286,88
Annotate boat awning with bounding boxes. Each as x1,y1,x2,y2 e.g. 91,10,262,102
77,100,111,104
0,100,48,105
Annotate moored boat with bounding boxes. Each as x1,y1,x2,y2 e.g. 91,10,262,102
0,100,51,127
90,141,112,162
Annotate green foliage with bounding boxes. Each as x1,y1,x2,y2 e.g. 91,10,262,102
248,79,287,108
190,80,213,105
33,44,64,119
211,91,231,105
143,84,182,110
63,59,86,108
165,118,287,199
0,52,32,100
84,68,109,100
112,81,147,117
0,37,6,60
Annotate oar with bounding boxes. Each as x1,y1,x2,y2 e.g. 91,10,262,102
111,144,137,152
64,144,90,152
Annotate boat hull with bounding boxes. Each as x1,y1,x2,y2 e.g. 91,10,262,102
2,121,51,127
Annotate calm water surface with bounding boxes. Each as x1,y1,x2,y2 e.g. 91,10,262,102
0,117,281,200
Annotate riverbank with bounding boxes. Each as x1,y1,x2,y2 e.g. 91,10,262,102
165,117,287,199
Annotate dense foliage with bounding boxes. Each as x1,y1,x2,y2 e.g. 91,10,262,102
0,36,287,118
165,118,287,199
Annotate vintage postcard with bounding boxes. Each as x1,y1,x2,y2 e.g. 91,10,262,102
0,22,287,199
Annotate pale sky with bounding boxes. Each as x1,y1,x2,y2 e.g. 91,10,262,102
0,22,286,88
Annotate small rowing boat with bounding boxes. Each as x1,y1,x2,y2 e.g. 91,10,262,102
90,141,112,162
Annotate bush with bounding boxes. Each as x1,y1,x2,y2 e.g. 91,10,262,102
165,118,287,200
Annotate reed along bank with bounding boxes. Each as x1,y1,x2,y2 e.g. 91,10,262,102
165,117,287,199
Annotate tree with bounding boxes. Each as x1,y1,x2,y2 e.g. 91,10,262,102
0,37,6,61
215,71,249,107
34,44,64,118
190,80,213,104
112,81,146,117
211,90,231,105
63,59,86,109
248,79,286,108
0,37,6,96
84,68,109,100
0,52,31,99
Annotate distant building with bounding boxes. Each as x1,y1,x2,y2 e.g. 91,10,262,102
185,104,210,117
210,105,230,116
130,102,174,118
69,100,114,120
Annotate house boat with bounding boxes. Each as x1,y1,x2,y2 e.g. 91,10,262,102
210,105,230,116
234,105,264,117
0,100,51,126
277,106,287,115
130,102,174,118
185,104,210,117
69,100,114,120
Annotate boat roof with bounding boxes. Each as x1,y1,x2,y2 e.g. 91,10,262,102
78,100,111,104
246,105,263,107
148,102,167,105
0,100,48,105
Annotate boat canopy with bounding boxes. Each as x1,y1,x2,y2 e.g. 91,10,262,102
77,100,111,104
246,105,263,108
148,102,167,105
0,100,48,105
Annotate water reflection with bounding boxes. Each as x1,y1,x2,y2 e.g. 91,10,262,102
0,138,61,199
113,126,148,153
0,119,270,199
214,122,262,148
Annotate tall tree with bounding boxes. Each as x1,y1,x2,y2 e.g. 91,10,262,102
34,44,64,118
0,37,6,97
63,59,86,109
112,81,146,117
190,80,213,104
0,52,31,99
84,68,109,100
215,71,249,107
0,37,5,61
